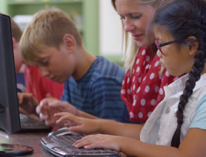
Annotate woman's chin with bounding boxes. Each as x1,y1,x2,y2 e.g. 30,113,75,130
135,40,151,48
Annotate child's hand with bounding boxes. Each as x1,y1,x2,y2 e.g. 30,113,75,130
36,99,78,126
55,112,100,135
73,134,123,152
18,92,38,116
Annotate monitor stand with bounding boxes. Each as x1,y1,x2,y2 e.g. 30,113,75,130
0,143,33,156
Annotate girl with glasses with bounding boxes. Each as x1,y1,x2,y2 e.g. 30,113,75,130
55,0,206,156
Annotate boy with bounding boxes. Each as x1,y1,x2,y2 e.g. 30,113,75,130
10,16,64,112
19,8,127,124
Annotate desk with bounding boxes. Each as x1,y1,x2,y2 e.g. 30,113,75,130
0,130,55,157
0,130,127,157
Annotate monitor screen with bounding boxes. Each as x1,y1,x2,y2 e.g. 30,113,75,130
0,13,21,134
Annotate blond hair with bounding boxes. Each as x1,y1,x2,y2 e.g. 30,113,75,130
20,7,83,65
111,0,163,72
10,17,22,42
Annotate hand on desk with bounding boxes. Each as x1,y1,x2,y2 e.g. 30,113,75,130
36,99,78,126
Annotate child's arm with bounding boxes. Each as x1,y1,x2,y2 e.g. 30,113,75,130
36,98,99,126
73,128,206,157
120,128,206,157
55,112,143,139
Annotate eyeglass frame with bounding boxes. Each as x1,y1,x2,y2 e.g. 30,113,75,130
155,39,198,55
155,39,177,55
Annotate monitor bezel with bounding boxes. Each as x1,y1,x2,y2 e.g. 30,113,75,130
0,13,21,134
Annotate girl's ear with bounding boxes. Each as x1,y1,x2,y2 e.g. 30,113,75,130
187,36,199,55
62,34,76,54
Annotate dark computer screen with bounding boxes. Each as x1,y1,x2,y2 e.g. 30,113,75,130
0,13,21,134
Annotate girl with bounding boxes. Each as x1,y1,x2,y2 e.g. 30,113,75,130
55,0,206,156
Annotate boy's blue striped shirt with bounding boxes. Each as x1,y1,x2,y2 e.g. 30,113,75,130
61,56,128,121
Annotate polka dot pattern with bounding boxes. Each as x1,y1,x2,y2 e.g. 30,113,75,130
141,99,146,106
130,112,134,118
136,67,140,73
136,87,141,93
127,89,131,95
138,112,143,118
133,77,135,82
142,50,146,55
148,112,152,117
138,77,141,83
146,56,150,61
155,86,159,93
136,59,139,64
166,71,170,77
133,99,136,106
121,89,125,94
150,73,155,80
155,61,159,67
127,78,130,84
151,99,156,106
121,47,181,123
145,64,150,69
159,88,163,95
145,86,150,93
133,84,136,90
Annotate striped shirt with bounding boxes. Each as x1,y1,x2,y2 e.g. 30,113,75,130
61,56,127,121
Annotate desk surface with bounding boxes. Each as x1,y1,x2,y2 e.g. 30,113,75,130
0,130,55,157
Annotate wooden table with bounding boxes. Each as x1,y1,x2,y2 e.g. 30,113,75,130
0,130,55,157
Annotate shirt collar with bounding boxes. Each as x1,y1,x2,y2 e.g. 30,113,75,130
164,73,206,97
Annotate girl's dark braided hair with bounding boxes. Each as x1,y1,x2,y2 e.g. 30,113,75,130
153,0,206,148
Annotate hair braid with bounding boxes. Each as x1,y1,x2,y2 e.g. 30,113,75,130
171,45,206,148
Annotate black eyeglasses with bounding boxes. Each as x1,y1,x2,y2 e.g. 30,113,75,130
155,39,177,54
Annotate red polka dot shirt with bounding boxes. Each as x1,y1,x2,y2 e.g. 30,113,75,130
121,47,180,123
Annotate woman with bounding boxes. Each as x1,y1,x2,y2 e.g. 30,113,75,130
114,0,179,123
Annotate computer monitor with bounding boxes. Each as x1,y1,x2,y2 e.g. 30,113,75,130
0,13,21,134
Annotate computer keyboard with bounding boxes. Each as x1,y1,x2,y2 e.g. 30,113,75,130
41,127,120,157
20,114,51,130
51,134,115,155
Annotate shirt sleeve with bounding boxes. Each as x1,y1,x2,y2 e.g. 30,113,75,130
25,65,64,102
189,94,206,130
24,66,33,94
90,78,128,122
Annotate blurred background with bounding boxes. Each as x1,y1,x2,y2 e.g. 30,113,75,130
0,0,123,65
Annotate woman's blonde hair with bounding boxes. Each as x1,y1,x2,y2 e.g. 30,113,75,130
20,7,83,65
111,0,163,72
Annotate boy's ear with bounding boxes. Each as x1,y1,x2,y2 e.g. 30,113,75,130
62,34,76,54
12,37,17,49
187,36,199,55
